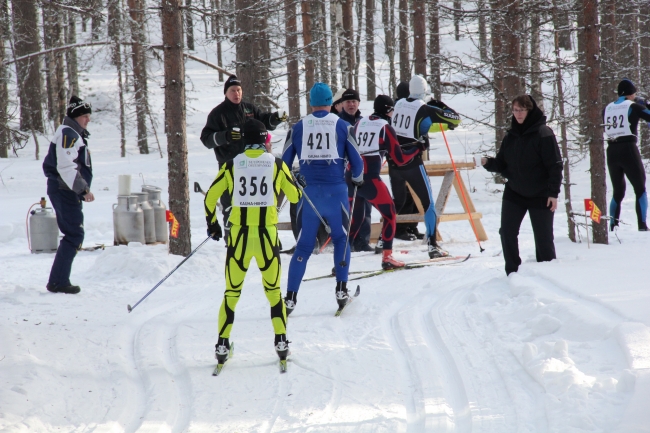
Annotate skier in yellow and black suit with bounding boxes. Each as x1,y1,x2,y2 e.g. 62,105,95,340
204,118,302,369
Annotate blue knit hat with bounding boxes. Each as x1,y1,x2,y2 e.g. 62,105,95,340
309,82,333,107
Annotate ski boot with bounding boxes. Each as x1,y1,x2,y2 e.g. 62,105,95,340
284,291,297,317
46,283,81,294
381,249,405,270
275,334,290,372
335,281,349,310
374,237,384,254
215,337,231,364
427,236,449,259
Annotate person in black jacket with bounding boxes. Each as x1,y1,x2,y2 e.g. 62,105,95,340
482,95,563,275
200,75,287,225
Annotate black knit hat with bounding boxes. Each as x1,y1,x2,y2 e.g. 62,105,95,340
224,74,242,94
618,79,637,96
396,82,410,100
66,96,92,118
373,95,395,115
341,88,360,102
241,119,268,145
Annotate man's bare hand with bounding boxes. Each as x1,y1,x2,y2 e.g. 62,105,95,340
547,197,557,212
84,192,95,202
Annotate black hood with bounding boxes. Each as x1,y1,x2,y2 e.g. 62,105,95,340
510,95,544,136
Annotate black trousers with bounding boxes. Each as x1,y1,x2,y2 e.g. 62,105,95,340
47,186,85,286
499,199,556,275
607,142,647,227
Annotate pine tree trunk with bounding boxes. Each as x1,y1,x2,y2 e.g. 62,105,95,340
330,0,339,91
65,11,80,97
91,0,103,40
319,1,328,83
43,3,63,124
11,0,44,133
555,1,572,50
342,0,355,88
599,0,616,106
530,5,543,111
382,0,396,94
108,0,126,157
582,0,607,244
428,0,441,99
162,0,191,256
398,0,409,82
301,1,315,108
0,0,8,158
575,0,587,144
453,0,461,40
616,1,638,84
214,0,224,81
553,0,575,242
478,0,487,62
354,0,362,90
638,2,650,158
365,0,376,100
412,0,426,77
128,0,150,154
285,0,300,122
185,0,195,50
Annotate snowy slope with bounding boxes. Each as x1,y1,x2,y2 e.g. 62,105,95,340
2,19,650,433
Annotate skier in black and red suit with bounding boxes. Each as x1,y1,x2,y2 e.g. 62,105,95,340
347,95,420,269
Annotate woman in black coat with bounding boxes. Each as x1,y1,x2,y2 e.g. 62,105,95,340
481,95,563,275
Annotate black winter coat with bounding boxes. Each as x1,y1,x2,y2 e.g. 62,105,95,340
200,98,279,165
484,115,563,201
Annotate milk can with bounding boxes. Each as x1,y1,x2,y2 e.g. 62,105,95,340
142,186,168,243
132,191,156,244
29,199,59,253
113,195,145,245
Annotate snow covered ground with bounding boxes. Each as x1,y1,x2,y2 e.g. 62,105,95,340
2,24,650,433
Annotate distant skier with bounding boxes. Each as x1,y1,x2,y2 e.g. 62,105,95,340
282,83,364,315
349,95,421,269
200,74,288,230
42,96,94,295
603,79,650,231
204,119,302,369
389,75,461,258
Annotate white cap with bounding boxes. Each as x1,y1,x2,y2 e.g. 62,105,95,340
409,75,429,100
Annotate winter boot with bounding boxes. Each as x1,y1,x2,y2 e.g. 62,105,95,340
382,249,405,270
274,334,290,360
284,291,298,317
639,222,648,232
395,229,417,241
427,236,449,259
46,283,81,294
408,226,425,240
335,281,349,309
215,337,230,363
374,236,384,254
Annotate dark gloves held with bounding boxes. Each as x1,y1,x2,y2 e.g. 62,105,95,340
207,220,222,241
352,178,364,187
227,127,241,142
295,173,307,189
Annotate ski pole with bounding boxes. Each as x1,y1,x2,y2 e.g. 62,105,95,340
340,185,358,267
292,174,331,234
127,236,211,313
439,124,485,253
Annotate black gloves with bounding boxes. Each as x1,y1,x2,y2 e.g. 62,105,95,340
295,173,307,188
418,139,428,152
351,177,364,187
226,127,241,142
207,220,222,241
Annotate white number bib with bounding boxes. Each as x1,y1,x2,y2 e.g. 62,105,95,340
301,113,339,160
604,100,633,139
392,99,424,139
356,118,386,155
232,152,275,207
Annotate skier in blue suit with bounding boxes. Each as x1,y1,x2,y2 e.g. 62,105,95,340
282,83,364,315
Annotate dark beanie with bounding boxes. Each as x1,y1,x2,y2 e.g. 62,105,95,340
224,74,242,94
373,95,395,115
618,79,637,96
341,88,360,102
241,119,268,145
396,82,410,100
66,96,92,118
